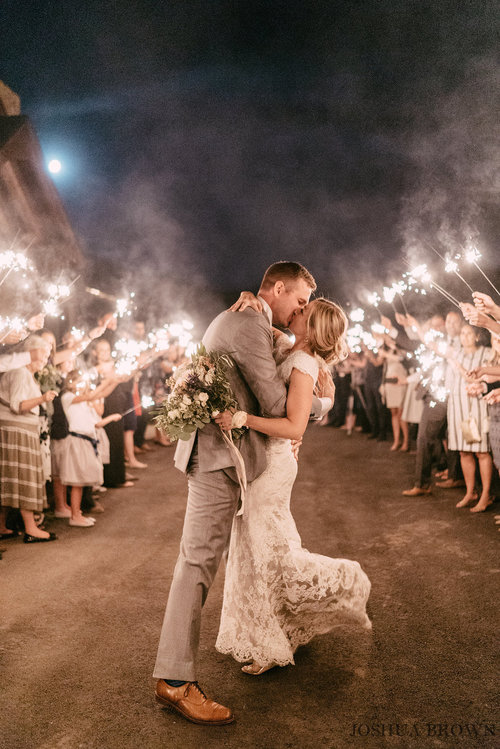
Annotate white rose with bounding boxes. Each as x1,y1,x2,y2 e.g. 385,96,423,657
182,395,192,405
198,392,209,403
168,409,180,419
211,410,220,418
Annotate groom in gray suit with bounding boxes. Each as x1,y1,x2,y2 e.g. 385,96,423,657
154,261,332,725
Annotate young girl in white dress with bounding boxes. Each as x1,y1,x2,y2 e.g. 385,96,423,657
215,297,371,675
57,371,122,527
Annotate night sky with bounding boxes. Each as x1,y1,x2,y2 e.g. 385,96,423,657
2,1,499,324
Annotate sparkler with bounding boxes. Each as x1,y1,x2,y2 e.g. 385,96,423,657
346,324,379,353
463,246,500,297
413,339,449,404
112,337,149,376
367,292,381,308
391,280,409,314
408,263,461,309
84,287,137,318
382,286,398,315
444,254,474,293
0,235,34,288
349,308,365,323
121,395,156,418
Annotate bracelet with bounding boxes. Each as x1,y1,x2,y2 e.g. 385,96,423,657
231,411,247,428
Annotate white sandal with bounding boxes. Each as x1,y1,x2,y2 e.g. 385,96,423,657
241,661,277,676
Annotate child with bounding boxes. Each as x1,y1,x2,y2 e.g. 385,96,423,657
56,371,121,527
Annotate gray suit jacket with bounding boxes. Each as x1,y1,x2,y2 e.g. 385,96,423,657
174,307,323,482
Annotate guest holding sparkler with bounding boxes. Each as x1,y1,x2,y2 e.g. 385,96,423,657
92,339,132,489
370,334,408,451
466,333,500,474
58,370,122,526
363,343,388,441
51,370,119,519
402,311,464,497
447,324,493,512
0,336,58,543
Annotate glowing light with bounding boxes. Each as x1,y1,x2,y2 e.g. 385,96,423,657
70,327,85,342
0,251,30,271
410,264,427,279
367,292,381,307
350,308,365,323
444,255,458,274
115,298,130,317
48,159,62,174
383,286,396,304
43,298,60,317
465,247,481,263
141,395,155,409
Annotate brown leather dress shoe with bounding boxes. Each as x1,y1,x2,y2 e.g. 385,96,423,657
155,680,234,725
402,486,432,496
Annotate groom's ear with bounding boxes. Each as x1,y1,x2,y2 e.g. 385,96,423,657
273,281,286,297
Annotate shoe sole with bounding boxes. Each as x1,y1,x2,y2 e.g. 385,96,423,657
155,694,234,725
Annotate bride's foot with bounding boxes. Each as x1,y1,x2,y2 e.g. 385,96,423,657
390,442,400,451
456,492,478,508
241,661,277,676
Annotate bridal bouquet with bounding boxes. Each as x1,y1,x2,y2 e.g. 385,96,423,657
35,364,63,393
155,344,245,441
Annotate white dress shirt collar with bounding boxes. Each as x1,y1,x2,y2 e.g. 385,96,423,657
257,295,273,326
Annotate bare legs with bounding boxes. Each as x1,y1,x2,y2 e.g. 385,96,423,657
124,430,147,468
0,507,14,535
471,452,493,512
400,419,409,451
20,509,50,539
390,407,406,450
456,452,493,511
53,477,70,515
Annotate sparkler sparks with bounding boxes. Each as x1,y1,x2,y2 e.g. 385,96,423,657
367,292,381,307
349,308,365,323
463,244,500,297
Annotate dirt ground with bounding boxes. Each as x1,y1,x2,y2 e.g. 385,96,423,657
1,426,498,749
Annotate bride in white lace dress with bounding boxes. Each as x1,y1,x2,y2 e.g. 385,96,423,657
214,297,371,675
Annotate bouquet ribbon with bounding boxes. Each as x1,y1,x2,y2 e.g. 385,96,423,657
219,429,248,516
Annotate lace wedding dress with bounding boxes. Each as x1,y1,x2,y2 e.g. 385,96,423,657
216,339,371,667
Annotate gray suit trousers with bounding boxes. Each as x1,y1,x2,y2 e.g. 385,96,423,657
153,451,240,681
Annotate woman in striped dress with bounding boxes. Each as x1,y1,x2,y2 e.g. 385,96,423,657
447,325,493,513
0,336,58,542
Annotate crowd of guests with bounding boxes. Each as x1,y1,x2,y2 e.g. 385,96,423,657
324,291,500,526
1,289,499,552
0,311,187,549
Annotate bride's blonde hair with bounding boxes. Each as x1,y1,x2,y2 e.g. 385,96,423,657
306,298,348,365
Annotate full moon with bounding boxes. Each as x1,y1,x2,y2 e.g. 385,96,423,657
48,159,62,174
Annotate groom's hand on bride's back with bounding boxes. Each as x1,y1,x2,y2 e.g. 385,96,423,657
291,438,302,461
229,291,263,314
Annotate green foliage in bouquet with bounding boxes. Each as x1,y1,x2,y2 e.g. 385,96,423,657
154,344,245,441
35,364,63,394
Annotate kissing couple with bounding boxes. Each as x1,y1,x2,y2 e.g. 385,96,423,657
153,261,371,725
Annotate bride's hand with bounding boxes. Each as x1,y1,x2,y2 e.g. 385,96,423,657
214,410,234,431
229,291,263,314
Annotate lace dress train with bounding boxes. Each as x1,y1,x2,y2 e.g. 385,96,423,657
216,348,371,667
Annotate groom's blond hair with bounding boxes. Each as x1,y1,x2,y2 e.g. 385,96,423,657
260,261,316,292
